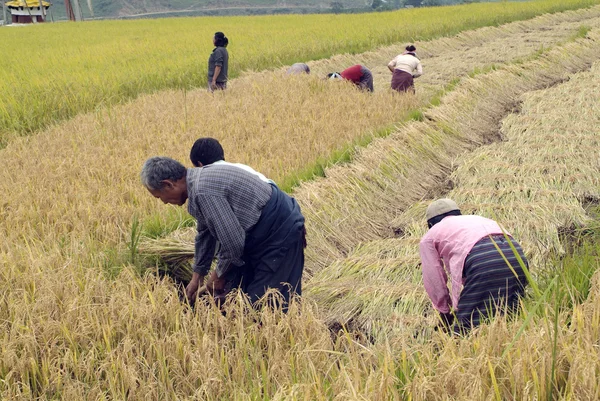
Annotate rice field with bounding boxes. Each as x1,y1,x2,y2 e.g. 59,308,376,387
0,0,599,142
2,3,600,399
148,24,600,339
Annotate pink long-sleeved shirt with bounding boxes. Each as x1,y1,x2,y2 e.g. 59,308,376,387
419,215,508,313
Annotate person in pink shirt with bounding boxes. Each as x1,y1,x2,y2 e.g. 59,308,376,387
419,199,528,334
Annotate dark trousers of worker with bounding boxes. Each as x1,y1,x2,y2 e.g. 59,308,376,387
359,68,374,92
454,234,528,334
391,69,414,93
225,184,305,310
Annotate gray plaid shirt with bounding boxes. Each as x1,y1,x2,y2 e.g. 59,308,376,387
186,165,272,277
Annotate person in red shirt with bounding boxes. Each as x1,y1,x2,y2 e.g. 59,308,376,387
328,64,374,92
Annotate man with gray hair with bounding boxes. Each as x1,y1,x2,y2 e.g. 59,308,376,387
419,198,528,334
141,157,306,309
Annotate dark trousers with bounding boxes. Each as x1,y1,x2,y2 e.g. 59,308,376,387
224,185,305,310
359,68,374,92
391,69,415,93
243,230,305,305
454,234,528,333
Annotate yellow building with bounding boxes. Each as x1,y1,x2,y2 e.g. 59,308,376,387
5,0,51,23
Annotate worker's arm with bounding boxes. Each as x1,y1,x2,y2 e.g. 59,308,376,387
387,59,396,73
185,224,216,301
211,66,222,90
211,48,224,90
419,238,451,313
198,194,246,279
413,61,423,78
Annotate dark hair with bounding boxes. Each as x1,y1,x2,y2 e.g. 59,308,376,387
427,210,461,229
406,44,416,52
214,32,229,48
190,137,225,167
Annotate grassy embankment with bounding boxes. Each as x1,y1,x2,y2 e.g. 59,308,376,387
1,0,599,145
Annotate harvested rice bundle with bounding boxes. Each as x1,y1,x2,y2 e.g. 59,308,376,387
138,227,196,282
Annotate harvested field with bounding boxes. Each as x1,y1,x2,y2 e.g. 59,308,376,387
302,32,600,336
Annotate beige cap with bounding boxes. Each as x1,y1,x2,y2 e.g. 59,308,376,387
426,198,460,221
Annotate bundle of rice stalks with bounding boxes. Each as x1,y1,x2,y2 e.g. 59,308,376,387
139,227,196,283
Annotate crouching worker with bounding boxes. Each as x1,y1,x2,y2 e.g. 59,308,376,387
419,199,528,334
286,63,310,75
141,157,306,311
328,64,374,92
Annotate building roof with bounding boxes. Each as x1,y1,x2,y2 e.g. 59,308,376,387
5,0,51,7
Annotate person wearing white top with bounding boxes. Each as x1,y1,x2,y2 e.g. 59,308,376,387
388,44,423,93
189,137,275,184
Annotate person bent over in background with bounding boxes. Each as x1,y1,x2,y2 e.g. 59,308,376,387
141,157,305,311
286,63,310,75
328,65,374,92
388,45,422,93
419,199,528,334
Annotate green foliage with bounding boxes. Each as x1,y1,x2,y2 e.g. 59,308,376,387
572,24,592,39
142,207,195,240
128,215,143,264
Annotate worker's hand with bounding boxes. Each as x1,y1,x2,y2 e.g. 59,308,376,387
205,270,226,294
210,82,218,91
185,273,205,303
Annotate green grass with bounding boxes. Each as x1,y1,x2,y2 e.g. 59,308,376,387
572,24,593,40
501,224,600,360
1,0,599,145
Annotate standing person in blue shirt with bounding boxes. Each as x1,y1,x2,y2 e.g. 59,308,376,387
208,32,229,92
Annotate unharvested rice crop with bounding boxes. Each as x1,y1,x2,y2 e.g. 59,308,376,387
0,0,599,141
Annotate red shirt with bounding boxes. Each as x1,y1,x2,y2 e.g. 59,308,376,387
340,65,364,83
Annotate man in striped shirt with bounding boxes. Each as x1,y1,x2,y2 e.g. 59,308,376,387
141,157,306,310
419,199,528,334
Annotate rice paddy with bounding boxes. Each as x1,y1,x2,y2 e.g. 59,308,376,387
2,3,600,399
1,0,599,142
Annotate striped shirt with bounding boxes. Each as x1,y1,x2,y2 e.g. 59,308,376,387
186,165,272,277
419,215,508,313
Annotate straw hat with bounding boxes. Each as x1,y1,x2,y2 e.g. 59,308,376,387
426,198,460,221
